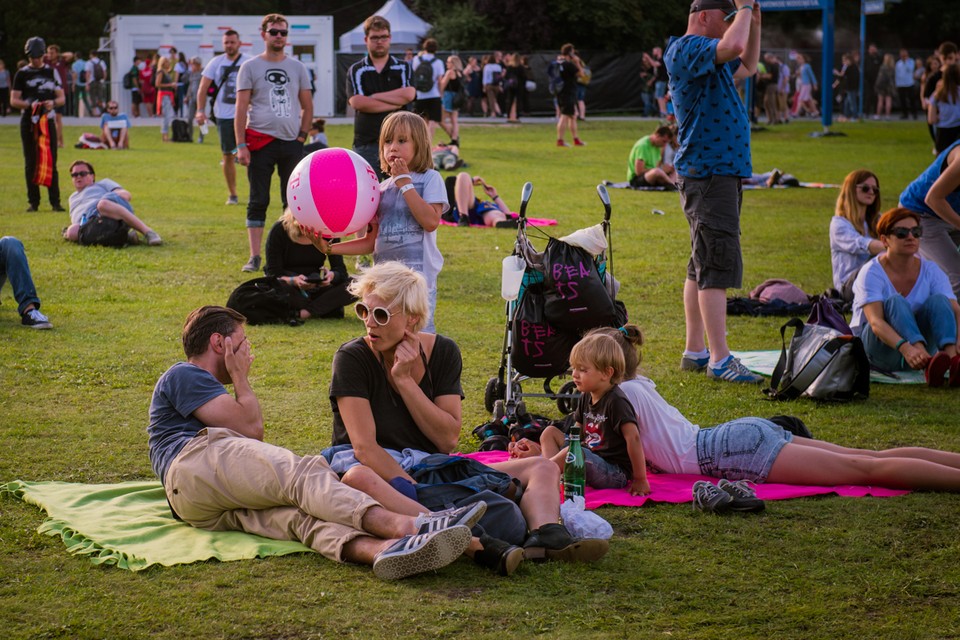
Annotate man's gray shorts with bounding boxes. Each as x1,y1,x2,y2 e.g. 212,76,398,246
678,174,743,290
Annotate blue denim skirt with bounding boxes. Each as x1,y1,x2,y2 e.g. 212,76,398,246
696,417,793,482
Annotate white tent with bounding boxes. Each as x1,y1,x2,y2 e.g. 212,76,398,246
338,0,432,53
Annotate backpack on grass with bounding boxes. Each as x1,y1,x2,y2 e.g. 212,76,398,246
764,298,869,402
226,277,302,326
171,119,192,143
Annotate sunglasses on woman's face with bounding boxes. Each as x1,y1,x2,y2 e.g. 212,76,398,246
857,184,879,195
889,226,922,239
355,302,397,326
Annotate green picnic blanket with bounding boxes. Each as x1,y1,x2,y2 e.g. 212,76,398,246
732,350,926,384
1,480,313,571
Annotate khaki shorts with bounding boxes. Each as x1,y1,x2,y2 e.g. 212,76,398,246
678,174,743,290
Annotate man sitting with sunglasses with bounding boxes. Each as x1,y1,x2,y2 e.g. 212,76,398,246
63,160,162,246
328,262,609,570
851,208,960,386
99,101,130,149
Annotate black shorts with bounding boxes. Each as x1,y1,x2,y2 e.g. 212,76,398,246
558,93,577,116
630,173,651,188
78,216,130,247
414,97,443,122
678,175,743,290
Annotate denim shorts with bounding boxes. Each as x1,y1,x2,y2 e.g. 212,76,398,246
583,448,629,489
696,417,792,482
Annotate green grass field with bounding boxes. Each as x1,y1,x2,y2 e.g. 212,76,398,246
2,118,958,639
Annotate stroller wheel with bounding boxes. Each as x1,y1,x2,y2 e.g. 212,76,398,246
484,377,504,414
556,380,580,415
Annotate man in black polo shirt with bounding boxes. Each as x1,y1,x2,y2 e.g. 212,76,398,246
11,36,65,212
346,16,415,180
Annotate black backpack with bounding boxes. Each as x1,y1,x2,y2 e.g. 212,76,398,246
226,277,302,326
171,119,192,143
542,237,625,332
413,57,435,92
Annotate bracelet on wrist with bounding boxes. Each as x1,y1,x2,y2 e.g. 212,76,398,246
738,4,754,11
236,142,247,148
393,173,412,183
399,183,416,195
894,338,907,350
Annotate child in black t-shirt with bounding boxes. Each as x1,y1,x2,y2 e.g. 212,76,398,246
524,332,650,496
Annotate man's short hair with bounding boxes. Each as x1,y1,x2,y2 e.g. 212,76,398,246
262,13,288,32
69,159,94,174
182,306,246,359
654,125,674,139
422,38,438,54
347,262,429,332
47,44,60,54
88,49,99,57
938,41,958,58
224,29,239,39
364,15,391,36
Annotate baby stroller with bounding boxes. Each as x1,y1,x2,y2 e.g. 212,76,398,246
484,183,627,423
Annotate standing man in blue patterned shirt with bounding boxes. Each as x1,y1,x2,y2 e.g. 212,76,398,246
665,0,762,384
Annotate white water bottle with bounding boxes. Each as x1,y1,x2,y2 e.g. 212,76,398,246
199,122,209,136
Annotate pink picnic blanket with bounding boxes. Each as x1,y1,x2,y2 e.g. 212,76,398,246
462,451,908,508
440,213,558,228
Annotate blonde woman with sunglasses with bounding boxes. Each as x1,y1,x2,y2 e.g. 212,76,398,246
850,208,960,386
830,169,885,302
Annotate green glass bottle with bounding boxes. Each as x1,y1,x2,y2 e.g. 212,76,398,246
563,425,586,501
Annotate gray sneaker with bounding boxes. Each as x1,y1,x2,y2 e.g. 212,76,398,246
414,501,487,535
372,525,471,580
680,353,710,372
718,479,765,513
241,255,262,272
144,230,163,246
706,356,764,384
226,195,239,205
692,481,733,514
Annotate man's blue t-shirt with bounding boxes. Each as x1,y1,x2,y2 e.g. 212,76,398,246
147,362,228,484
665,34,751,178
899,139,960,219
99,112,131,130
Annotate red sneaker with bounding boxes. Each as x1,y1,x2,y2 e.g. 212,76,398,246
573,138,587,146
557,139,570,147
925,351,951,387
949,354,960,388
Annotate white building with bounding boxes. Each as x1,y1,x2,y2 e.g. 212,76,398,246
102,14,335,117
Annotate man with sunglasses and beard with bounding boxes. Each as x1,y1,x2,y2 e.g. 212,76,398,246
327,262,609,574
234,13,313,274
665,0,762,384
148,305,481,580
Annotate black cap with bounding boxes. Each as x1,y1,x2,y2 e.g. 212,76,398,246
690,0,737,13
25,37,46,59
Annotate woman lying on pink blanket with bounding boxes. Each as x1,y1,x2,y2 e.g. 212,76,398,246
511,324,960,492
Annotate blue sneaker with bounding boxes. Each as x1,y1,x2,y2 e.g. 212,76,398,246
707,356,764,384
680,353,710,372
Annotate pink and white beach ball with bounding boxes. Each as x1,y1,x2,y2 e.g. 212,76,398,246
286,148,380,238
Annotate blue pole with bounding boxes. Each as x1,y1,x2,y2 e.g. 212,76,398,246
821,0,835,129
859,1,866,118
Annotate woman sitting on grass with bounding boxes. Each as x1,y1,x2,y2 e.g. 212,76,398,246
830,169,884,303
851,207,960,386
511,323,960,495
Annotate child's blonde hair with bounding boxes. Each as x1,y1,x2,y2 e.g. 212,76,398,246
569,333,627,385
379,111,433,175
584,324,644,379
